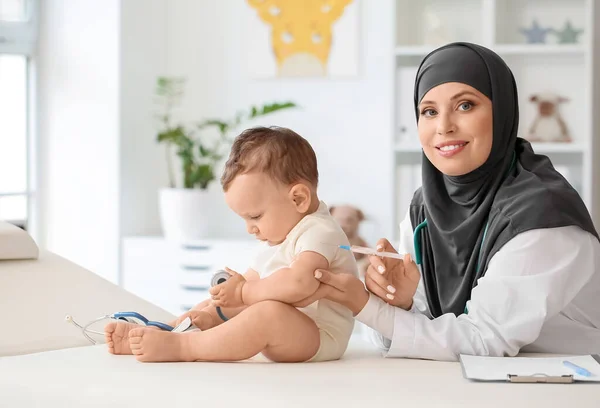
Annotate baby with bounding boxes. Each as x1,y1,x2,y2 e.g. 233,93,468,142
104,126,359,362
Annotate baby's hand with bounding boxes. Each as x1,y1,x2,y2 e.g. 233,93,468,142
209,267,246,308
174,309,215,331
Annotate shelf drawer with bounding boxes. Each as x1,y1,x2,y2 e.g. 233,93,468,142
176,240,260,272
177,286,210,312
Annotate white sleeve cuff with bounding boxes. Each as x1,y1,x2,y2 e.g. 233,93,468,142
354,293,419,357
385,305,417,358
354,293,394,341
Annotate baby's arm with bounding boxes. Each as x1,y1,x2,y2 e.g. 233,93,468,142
241,251,328,305
172,269,259,329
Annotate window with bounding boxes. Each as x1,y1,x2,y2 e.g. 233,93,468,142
0,54,27,226
0,0,27,22
0,0,37,231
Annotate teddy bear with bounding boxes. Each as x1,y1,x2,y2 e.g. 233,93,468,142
330,205,370,278
528,92,572,143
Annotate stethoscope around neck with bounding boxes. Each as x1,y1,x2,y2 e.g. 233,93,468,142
413,218,490,275
412,151,516,313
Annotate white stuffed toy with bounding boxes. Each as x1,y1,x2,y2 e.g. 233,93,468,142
528,92,571,143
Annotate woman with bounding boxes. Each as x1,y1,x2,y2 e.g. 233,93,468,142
312,42,600,361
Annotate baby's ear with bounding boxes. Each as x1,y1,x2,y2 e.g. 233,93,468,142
289,183,312,214
329,206,336,214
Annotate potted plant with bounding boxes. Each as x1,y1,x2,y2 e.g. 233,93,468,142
154,77,297,241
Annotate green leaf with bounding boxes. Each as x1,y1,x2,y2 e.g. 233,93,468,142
190,164,215,190
248,101,297,118
155,76,186,99
157,127,182,143
197,119,229,135
199,145,211,157
157,126,193,149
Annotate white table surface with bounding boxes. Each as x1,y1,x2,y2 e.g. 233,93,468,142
1,336,598,408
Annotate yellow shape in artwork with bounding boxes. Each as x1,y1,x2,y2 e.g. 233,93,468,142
247,0,353,76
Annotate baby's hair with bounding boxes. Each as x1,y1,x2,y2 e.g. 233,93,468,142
221,126,319,191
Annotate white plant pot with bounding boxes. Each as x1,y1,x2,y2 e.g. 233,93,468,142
159,188,212,242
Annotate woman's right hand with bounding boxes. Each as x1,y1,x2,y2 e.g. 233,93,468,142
366,238,420,310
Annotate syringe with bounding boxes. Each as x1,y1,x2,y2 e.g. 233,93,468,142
338,244,406,260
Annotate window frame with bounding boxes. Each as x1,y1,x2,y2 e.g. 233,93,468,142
0,0,38,55
0,0,38,234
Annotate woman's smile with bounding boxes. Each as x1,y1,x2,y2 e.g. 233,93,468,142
435,140,469,157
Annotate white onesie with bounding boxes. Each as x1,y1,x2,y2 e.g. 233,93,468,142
250,201,359,362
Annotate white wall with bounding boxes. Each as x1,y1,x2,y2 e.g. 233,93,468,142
119,0,169,239
120,0,396,245
38,0,120,283
38,0,397,283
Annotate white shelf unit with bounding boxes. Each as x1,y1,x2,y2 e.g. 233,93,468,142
391,0,600,240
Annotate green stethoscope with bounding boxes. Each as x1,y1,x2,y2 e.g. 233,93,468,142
412,152,516,314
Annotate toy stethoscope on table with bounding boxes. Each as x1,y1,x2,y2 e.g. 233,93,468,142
65,312,175,344
66,269,233,344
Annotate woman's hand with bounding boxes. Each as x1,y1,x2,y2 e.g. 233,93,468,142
293,271,370,315
366,238,420,310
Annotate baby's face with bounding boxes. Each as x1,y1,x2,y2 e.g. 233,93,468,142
225,172,304,246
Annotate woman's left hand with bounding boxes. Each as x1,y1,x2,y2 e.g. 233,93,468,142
293,270,370,315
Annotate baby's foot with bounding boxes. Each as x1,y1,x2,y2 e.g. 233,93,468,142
129,328,194,362
104,321,140,355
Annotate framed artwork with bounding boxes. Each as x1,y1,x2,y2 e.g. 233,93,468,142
245,0,359,78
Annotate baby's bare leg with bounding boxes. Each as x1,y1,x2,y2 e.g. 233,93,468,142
128,301,320,363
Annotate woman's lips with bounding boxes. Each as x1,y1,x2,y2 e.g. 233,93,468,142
435,141,468,157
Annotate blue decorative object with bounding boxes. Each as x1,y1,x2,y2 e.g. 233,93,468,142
554,20,583,44
520,19,553,44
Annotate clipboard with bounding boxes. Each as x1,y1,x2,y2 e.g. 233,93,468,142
506,374,574,383
459,354,600,383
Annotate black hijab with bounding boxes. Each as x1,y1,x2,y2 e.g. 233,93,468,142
409,42,599,318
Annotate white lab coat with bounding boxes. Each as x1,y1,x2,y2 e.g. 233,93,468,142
354,210,600,361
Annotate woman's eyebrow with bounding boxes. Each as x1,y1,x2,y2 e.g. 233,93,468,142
450,91,479,101
419,91,480,108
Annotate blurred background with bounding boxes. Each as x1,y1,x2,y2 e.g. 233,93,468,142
1,0,599,315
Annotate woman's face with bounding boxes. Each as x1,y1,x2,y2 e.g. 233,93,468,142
417,82,493,176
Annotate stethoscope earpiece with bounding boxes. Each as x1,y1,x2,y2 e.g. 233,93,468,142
211,269,231,322
211,269,231,287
